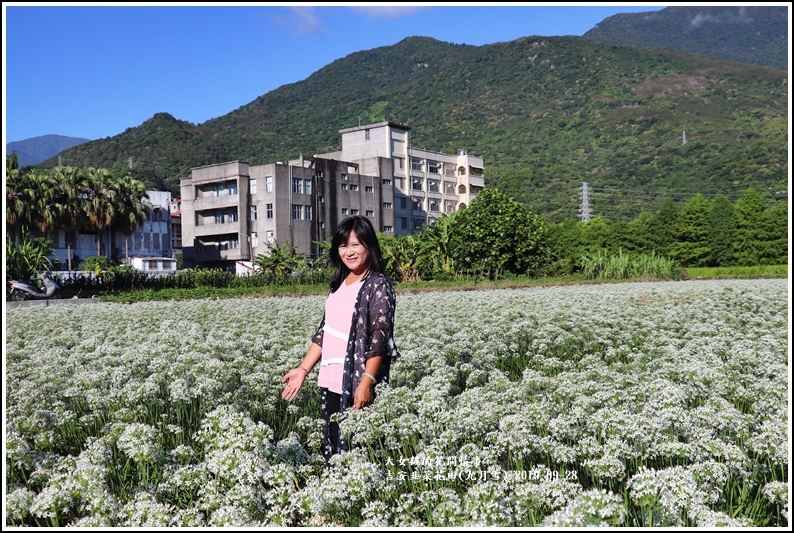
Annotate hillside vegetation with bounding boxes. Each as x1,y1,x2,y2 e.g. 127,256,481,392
41,35,788,223
583,5,789,71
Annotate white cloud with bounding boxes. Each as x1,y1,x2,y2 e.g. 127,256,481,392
347,5,426,19
267,6,327,36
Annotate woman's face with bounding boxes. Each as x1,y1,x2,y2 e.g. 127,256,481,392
338,230,370,276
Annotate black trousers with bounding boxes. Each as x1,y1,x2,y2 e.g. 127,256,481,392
320,388,347,463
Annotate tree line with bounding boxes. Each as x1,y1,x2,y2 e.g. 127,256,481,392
249,185,786,286
5,153,786,289
5,154,152,272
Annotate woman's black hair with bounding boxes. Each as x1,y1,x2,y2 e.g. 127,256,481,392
329,216,384,292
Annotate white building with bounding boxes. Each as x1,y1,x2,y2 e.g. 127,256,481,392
49,190,173,269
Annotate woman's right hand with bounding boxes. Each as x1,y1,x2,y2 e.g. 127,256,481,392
281,368,307,401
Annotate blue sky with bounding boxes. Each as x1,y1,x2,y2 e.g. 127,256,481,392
3,3,672,143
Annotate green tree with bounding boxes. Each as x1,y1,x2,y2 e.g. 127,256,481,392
708,194,735,267
5,162,25,241
732,187,766,266
85,167,117,257
757,204,787,266
545,218,584,275
669,193,711,267
648,199,679,256
50,166,90,271
112,174,152,264
626,211,658,256
20,172,57,238
580,217,610,252
448,188,548,277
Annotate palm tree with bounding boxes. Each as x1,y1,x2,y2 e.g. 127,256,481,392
51,166,89,271
84,167,117,257
21,172,57,238
112,174,151,264
5,159,25,241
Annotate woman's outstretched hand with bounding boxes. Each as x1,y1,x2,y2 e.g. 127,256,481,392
353,379,374,409
281,368,307,401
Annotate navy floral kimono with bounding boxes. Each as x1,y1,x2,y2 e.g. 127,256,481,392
311,271,400,457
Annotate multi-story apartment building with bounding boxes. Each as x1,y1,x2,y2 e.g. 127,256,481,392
179,121,484,270
322,121,485,233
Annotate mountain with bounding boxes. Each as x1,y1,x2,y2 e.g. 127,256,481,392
583,6,789,71
6,134,91,167
38,35,787,223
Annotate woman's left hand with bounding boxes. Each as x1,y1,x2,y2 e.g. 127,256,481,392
353,380,373,409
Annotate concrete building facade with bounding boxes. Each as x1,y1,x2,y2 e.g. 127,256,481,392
180,122,484,269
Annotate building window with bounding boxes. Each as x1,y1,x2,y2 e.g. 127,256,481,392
293,178,303,194
342,208,349,215
428,180,439,193
349,184,359,191
250,205,257,221
383,202,392,209
445,201,455,213
428,160,440,174
411,197,423,210
400,217,407,229
399,197,407,209
383,225,393,233
393,157,404,170
266,230,274,245
351,209,359,215
429,199,440,212
341,184,348,191
411,158,422,171
304,179,311,195
292,205,303,220
411,178,423,191
304,205,312,220
445,164,455,177
365,185,374,193
365,128,370,141
445,182,455,194
316,170,323,178
341,173,348,180
366,210,374,217
382,178,392,186
266,203,273,219
249,178,257,194
395,177,404,189
265,176,273,192
251,232,258,248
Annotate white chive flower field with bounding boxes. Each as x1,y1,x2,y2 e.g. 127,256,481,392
4,278,789,527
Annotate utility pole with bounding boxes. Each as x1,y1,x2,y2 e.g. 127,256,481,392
579,182,592,223
682,130,687,145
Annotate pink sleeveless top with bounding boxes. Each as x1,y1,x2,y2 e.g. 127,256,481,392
317,278,363,394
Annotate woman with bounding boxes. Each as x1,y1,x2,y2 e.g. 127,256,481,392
281,216,400,463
